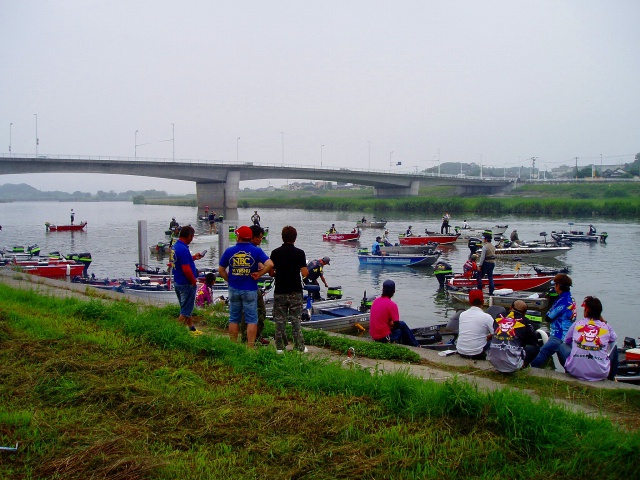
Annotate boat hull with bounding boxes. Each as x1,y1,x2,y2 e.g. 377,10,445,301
357,253,439,267
552,231,607,243
494,246,571,258
323,232,361,242
448,290,551,310
447,274,554,292
379,244,439,255
45,222,87,232
399,234,459,245
356,221,387,228
20,263,86,278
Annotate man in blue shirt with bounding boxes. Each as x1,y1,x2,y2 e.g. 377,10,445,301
172,225,205,335
371,236,383,255
219,225,273,348
531,273,577,368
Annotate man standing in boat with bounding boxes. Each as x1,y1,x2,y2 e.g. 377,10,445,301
476,233,496,295
251,210,261,226
70,209,75,225
208,210,217,234
441,212,451,234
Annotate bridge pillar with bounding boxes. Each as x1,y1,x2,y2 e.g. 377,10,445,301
373,180,420,198
195,171,240,213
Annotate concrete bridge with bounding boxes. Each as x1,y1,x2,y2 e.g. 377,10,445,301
0,154,515,211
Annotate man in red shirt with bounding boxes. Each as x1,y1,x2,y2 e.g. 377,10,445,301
369,280,420,347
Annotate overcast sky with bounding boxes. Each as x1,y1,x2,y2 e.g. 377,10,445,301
1,1,639,194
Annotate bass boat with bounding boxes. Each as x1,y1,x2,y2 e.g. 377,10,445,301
398,232,459,246
356,248,441,268
323,229,361,242
447,273,554,292
45,221,87,232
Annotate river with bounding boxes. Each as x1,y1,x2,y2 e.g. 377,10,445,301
1,201,638,341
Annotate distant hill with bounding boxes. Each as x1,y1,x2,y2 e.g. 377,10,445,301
0,183,170,202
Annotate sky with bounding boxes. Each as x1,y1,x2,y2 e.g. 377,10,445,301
1,0,639,194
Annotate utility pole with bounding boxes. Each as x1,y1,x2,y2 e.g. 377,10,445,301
575,157,578,179
530,157,537,180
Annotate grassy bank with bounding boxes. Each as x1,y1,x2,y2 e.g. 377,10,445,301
1,284,639,479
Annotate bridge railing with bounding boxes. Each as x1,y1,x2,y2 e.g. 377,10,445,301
0,153,520,182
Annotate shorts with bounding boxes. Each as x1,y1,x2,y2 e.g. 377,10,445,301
228,287,258,325
175,283,197,317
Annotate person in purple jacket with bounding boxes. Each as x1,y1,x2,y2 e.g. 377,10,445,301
559,296,618,382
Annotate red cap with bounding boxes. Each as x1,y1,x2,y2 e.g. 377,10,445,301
236,226,253,240
468,289,484,305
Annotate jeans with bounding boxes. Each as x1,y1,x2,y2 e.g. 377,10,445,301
477,262,495,294
175,283,197,317
531,336,567,368
375,321,420,347
228,287,258,325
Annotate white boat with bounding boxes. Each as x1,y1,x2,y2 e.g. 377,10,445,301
494,244,571,258
454,224,509,239
356,219,387,228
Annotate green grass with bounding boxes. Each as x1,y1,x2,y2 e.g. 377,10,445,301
1,284,640,479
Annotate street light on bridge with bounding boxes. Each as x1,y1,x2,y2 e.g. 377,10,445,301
172,123,175,161
9,123,12,158
34,114,39,157
237,137,240,162
135,130,139,158
320,144,324,167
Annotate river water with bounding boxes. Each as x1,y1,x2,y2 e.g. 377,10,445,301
1,201,638,341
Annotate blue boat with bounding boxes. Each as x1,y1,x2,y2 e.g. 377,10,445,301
357,249,440,268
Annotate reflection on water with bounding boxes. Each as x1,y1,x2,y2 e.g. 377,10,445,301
1,201,639,339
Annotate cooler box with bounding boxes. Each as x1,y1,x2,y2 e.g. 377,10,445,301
626,348,640,361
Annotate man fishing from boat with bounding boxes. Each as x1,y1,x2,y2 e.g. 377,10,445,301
369,280,420,347
531,273,577,369
219,225,273,349
269,225,309,354
251,210,261,226
441,212,451,234
371,236,383,255
382,229,393,246
456,289,494,360
169,217,179,230
463,253,478,279
328,224,337,234
509,229,521,246
487,300,540,372
303,257,330,301
405,225,413,236
589,224,597,235
70,209,75,225
173,225,205,335
476,233,496,295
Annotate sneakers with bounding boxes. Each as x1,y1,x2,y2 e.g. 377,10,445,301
276,349,284,355
301,347,308,353
189,329,203,336
258,337,271,346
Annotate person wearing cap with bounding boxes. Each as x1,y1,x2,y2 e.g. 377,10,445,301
169,217,179,230
531,273,577,368
369,280,420,347
463,253,478,279
328,224,337,234
251,210,261,226
240,225,270,345
218,225,274,348
487,300,540,372
589,224,597,235
381,229,392,246
173,225,206,335
371,236,383,256
303,257,331,300
476,233,496,295
405,225,413,236
269,225,309,354
441,212,451,234
70,208,75,225
456,289,494,360
462,219,470,229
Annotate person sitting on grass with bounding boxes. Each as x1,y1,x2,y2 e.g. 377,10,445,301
196,272,216,307
369,280,420,347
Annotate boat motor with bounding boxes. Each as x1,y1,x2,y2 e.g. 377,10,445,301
468,237,482,255
359,290,376,312
327,286,343,300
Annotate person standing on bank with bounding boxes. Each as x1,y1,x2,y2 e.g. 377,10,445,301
270,225,309,353
240,225,270,345
218,225,273,348
369,280,420,347
476,233,496,295
173,225,205,335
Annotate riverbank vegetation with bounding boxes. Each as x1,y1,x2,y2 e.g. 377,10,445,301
1,284,639,479
233,182,640,217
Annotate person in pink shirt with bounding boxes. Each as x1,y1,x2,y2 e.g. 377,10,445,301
369,280,420,347
195,272,216,307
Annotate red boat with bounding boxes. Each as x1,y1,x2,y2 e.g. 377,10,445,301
399,233,459,246
18,263,86,278
45,221,87,232
447,273,554,292
322,230,361,242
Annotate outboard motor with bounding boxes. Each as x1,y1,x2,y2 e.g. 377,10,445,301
623,337,637,350
434,261,453,289
359,290,376,312
327,286,343,300
468,237,482,255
